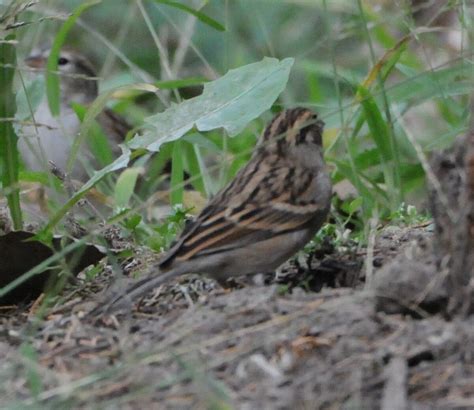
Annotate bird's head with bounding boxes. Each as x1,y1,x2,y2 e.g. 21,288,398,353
259,107,325,168
25,48,98,105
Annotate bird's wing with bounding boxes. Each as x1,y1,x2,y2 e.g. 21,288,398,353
159,164,325,266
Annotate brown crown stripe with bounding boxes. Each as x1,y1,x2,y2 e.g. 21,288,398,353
286,115,304,143
263,111,285,142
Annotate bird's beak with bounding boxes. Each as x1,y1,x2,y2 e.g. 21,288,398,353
24,55,46,69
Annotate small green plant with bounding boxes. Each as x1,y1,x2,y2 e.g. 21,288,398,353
147,205,190,252
389,202,430,226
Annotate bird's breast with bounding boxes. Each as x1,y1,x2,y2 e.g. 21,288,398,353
19,101,89,180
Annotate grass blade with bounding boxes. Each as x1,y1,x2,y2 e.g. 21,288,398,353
46,0,101,116
152,0,225,31
0,34,22,229
358,85,397,204
171,140,184,205
358,86,392,163
114,167,142,210
182,140,205,194
72,103,115,166
38,147,131,237
155,77,208,89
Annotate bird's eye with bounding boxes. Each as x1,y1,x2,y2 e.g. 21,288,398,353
58,57,69,65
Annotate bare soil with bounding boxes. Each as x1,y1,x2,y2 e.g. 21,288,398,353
1,223,473,409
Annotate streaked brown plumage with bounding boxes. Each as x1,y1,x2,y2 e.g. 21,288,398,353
94,107,332,314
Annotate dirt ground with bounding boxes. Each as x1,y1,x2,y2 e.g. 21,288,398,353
1,222,473,409
1,131,473,409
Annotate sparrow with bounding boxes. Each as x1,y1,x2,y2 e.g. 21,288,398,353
19,48,131,182
93,107,332,314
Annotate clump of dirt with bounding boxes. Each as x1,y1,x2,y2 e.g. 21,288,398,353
374,129,474,319
266,235,364,293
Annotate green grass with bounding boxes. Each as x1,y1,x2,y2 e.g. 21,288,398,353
0,34,22,229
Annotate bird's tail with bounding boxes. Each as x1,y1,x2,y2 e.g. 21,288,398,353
88,266,184,317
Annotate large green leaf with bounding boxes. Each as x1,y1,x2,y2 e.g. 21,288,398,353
129,57,294,152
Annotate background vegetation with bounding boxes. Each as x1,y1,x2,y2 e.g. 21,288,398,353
2,0,471,242
0,0,473,407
